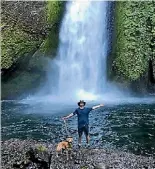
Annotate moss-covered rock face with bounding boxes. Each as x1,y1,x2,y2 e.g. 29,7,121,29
2,26,43,69
113,1,155,83
41,1,65,55
1,1,47,70
1,1,64,99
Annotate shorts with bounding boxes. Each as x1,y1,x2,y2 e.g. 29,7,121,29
78,124,89,137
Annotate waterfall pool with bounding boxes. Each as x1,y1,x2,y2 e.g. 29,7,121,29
2,100,155,156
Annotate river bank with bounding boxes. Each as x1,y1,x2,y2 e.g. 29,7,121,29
2,139,155,169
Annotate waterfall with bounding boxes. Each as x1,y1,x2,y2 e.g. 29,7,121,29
23,1,155,105
47,1,109,101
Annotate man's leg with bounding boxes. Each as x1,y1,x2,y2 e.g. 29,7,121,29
84,125,90,145
86,134,90,144
78,127,83,146
78,135,82,145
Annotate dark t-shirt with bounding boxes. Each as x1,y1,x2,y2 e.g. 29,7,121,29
73,107,92,127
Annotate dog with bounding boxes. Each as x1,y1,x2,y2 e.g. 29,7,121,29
56,137,73,160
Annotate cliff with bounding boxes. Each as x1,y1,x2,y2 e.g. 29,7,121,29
1,1,64,99
112,1,155,94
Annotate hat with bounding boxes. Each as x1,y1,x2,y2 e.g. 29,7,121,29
78,100,86,106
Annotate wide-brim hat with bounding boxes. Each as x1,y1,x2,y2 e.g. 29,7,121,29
78,100,86,106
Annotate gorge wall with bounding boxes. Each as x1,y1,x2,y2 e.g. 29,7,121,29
112,1,155,94
1,1,64,99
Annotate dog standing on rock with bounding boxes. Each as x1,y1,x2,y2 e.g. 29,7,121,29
56,137,73,160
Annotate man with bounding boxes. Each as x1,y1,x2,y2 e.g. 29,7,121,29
62,100,104,147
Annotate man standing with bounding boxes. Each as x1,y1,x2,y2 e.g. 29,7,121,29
62,100,104,147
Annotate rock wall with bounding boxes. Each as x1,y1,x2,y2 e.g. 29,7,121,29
1,1,64,99
1,1,47,70
112,1,155,93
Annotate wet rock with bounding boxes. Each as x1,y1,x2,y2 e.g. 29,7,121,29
1,139,155,169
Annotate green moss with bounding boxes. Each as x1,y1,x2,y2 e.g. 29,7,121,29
1,1,64,69
47,1,64,24
36,145,47,152
41,1,64,54
41,24,59,55
1,25,42,69
114,1,155,81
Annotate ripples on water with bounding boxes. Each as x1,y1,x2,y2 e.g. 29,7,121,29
1,101,155,156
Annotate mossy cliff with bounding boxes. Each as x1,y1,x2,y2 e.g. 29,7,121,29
112,1,155,93
1,1,64,99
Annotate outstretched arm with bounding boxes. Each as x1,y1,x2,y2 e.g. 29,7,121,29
92,104,104,110
62,113,74,120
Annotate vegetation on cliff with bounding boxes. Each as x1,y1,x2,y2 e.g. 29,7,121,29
1,1,64,99
114,1,155,82
41,1,64,54
1,1,46,70
2,26,42,69
1,1,64,70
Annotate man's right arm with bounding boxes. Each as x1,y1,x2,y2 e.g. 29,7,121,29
62,113,74,120
62,109,77,120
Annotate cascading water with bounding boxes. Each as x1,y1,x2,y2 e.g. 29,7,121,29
48,1,109,101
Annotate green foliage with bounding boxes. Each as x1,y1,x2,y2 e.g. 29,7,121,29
1,1,64,69
114,1,155,81
41,24,59,55
36,145,47,152
41,1,64,54
1,25,42,69
47,1,64,24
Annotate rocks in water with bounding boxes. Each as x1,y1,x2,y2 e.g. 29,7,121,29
1,139,155,169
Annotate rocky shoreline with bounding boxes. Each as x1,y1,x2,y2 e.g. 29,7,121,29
1,139,155,169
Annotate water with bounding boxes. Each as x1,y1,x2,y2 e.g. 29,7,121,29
2,101,155,156
41,1,115,101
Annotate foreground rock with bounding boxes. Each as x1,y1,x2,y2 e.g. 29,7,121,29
2,139,155,169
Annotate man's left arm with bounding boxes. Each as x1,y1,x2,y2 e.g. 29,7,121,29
92,104,104,110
